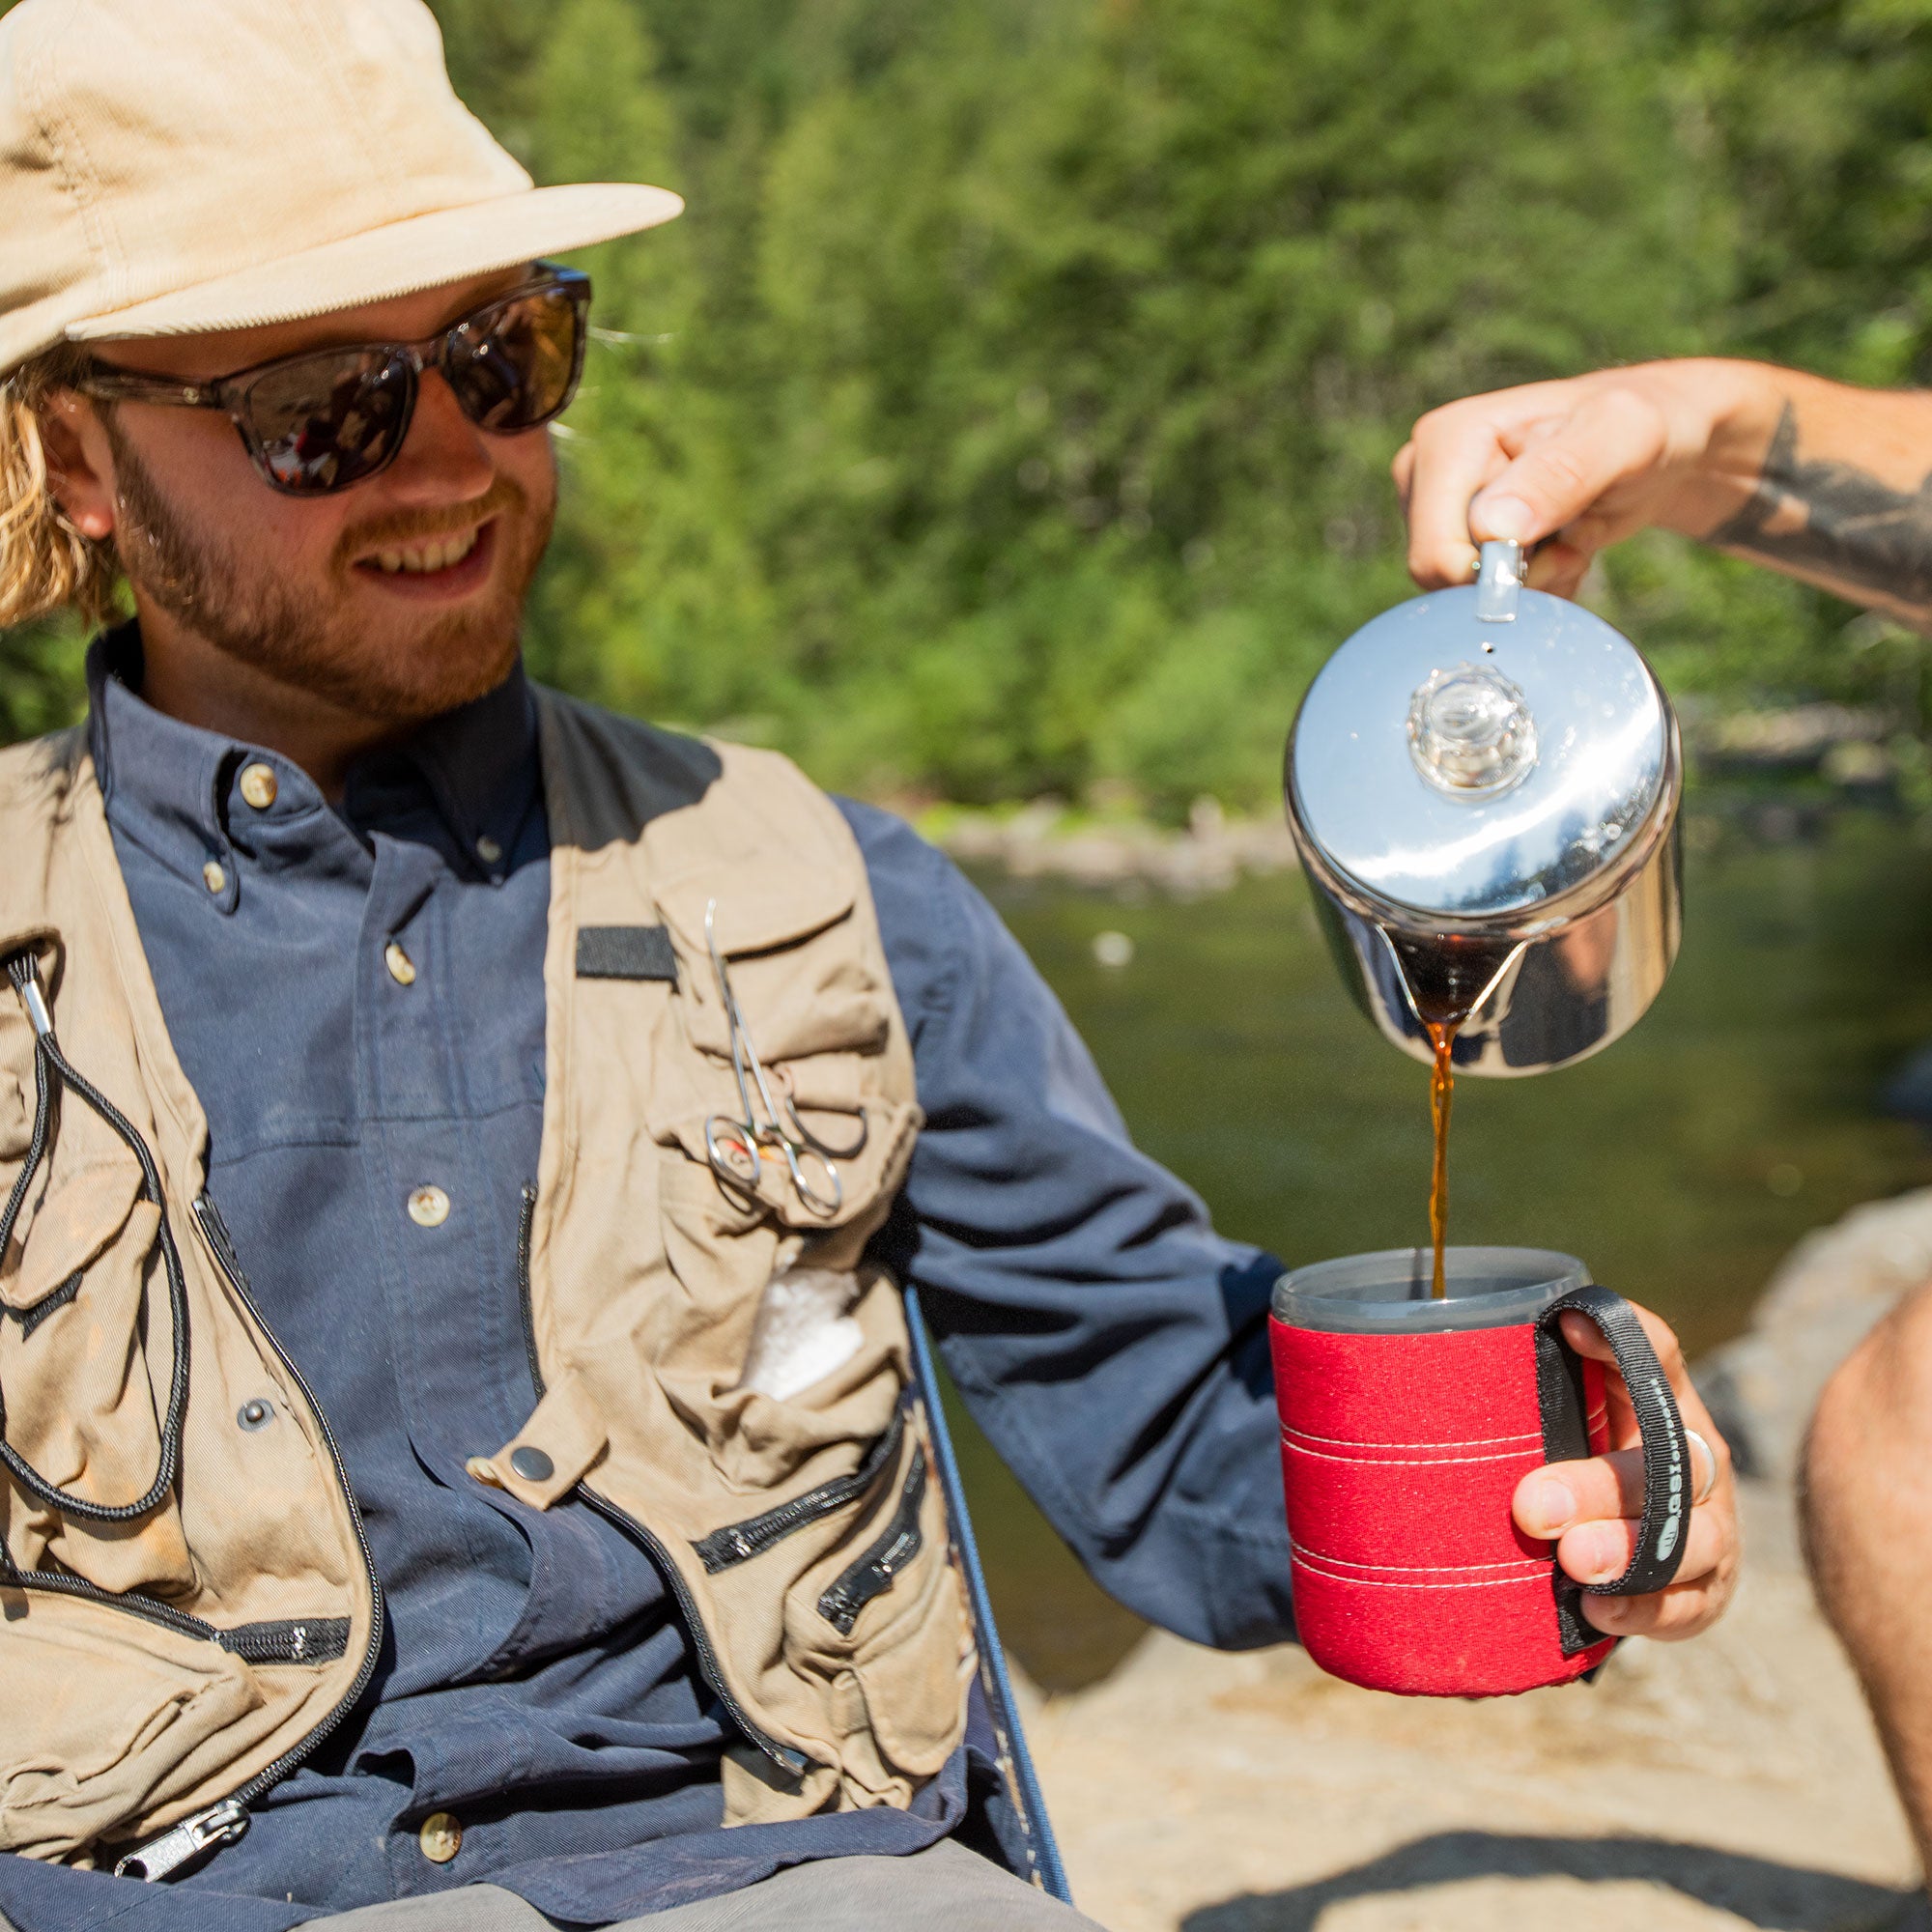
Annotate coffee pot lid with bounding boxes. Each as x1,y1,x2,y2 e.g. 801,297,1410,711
1287,542,1672,920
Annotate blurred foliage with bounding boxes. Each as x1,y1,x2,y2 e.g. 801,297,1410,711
11,0,1932,809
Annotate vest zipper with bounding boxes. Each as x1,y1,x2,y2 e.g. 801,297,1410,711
190,1193,386,1809
516,1180,811,1780
0,1557,346,1666
817,1442,927,1636
693,1398,907,1575
0,1561,228,1645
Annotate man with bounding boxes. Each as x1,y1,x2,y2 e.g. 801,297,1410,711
0,1,1738,1926
1397,355,1932,1869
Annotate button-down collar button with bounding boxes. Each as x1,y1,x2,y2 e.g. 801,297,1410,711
474,834,503,867
384,941,417,986
508,1444,554,1482
202,860,227,895
418,1812,462,1864
239,763,279,810
407,1184,450,1228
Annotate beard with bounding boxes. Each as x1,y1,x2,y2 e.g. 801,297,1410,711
104,416,554,725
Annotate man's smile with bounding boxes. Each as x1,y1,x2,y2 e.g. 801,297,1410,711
369,523,483,575
352,516,497,597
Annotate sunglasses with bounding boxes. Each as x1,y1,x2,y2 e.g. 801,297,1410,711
78,267,591,497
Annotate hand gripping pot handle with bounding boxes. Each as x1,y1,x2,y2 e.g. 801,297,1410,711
1537,1284,1691,1601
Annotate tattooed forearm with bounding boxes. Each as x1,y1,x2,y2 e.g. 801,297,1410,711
1711,402,1932,615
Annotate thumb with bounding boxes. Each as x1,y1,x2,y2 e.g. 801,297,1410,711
1470,386,1671,550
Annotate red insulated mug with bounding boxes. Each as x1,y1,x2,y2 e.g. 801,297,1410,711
1269,1246,1691,1697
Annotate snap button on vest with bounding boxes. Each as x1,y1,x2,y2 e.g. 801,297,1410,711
508,1445,554,1482
408,1184,450,1228
239,763,278,810
237,1399,274,1431
417,1813,462,1863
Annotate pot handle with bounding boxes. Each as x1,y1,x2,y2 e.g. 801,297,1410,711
1473,538,1523,622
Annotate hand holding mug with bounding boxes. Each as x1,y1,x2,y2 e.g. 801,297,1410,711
1272,1249,1741,1697
1513,1299,1739,1642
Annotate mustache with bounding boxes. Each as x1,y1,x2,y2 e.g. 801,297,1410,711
336,473,526,566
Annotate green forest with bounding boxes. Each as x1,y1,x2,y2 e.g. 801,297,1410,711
10,0,1932,814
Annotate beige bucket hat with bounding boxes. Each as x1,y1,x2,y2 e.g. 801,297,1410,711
0,0,684,376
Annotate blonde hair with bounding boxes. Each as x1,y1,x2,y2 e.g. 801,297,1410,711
0,345,122,630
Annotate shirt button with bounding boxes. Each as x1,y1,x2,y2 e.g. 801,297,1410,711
239,762,279,810
418,1812,462,1864
407,1184,450,1228
384,941,417,986
202,860,227,895
475,834,503,867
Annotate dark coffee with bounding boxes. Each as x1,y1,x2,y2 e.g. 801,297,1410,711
1425,1023,1456,1298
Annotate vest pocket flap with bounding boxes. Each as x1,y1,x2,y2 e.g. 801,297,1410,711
653,866,856,967
1,1152,146,1312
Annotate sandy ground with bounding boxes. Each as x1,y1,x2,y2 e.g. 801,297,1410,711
1025,1482,1920,1930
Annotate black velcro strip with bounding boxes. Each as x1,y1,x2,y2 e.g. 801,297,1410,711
576,925,678,982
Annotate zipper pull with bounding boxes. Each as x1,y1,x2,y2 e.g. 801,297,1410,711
113,1797,250,1882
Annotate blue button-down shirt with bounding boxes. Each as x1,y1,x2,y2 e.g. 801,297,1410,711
0,632,1291,1932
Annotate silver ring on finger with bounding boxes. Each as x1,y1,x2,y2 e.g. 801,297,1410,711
1686,1427,1718,1506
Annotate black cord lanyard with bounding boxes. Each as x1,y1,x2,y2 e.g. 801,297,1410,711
0,950,189,1530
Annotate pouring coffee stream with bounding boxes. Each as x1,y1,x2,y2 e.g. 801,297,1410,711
1284,539,1684,1283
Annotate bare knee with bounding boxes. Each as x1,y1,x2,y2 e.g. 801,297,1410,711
1804,1281,1932,1616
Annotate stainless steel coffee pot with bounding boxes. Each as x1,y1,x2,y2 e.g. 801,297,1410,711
1284,540,1682,1076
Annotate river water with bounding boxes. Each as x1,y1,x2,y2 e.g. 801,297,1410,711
946,804,1932,1688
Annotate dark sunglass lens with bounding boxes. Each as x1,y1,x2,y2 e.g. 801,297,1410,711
244,351,411,494
447,286,584,433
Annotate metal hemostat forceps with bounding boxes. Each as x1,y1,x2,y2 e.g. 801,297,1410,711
701,899,867,1217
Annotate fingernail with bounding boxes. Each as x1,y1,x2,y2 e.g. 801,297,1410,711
1571,1526,1620,1585
1473,494,1534,542
1531,1476,1576,1532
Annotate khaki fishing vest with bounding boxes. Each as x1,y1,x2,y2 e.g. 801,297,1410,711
0,689,971,1867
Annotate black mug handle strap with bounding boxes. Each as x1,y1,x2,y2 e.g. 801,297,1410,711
1535,1283,1690,1601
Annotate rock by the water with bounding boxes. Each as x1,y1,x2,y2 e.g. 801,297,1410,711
1695,1186,1932,1485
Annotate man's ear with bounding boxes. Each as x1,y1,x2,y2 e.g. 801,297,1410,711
40,391,118,540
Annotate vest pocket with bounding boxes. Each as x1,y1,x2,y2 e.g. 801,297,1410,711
784,1422,969,1792
0,1596,263,1861
1,1157,196,1595
695,1398,907,1574
816,1440,926,1636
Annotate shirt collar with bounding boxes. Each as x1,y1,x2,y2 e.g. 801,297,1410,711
86,624,542,895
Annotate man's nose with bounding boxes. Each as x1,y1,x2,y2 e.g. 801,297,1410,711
381,366,497,504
